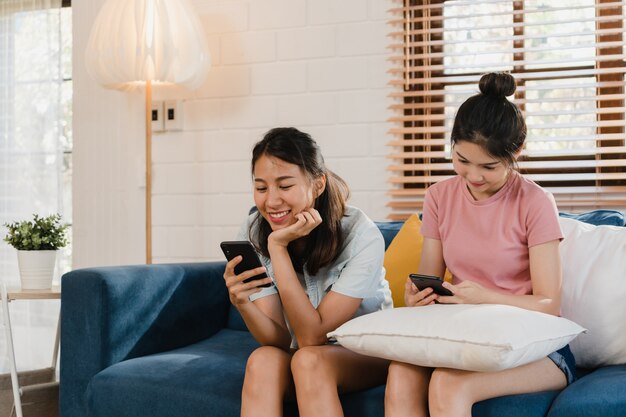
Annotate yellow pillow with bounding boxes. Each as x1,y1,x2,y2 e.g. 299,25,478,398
383,214,451,307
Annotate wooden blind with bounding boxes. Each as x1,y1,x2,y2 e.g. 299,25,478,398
387,0,626,220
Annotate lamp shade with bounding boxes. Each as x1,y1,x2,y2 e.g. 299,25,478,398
85,0,210,90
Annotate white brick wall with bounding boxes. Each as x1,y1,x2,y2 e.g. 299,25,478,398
307,57,369,92
251,62,308,95
307,0,369,25
73,0,395,267
249,0,307,30
149,0,395,263
277,26,336,60
220,32,277,65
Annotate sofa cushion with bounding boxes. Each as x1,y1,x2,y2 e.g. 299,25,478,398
382,214,452,307
375,220,405,250
472,390,561,417
559,217,626,368
329,304,585,372
559,209,626,227
86,329,260,417
84,328,387,417
547,365,626,417
382,214,423,307
226,304,248,331
84,324,563,417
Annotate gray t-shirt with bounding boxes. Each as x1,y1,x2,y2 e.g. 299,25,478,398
237,205,393,348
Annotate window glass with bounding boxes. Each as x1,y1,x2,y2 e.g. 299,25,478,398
525,0,595,69
444,1,514,74
525,78,597,153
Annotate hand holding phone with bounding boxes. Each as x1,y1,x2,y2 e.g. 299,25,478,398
220,241,271,288
409,274,453,296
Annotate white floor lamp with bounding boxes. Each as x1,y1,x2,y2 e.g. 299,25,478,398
84,0,210,264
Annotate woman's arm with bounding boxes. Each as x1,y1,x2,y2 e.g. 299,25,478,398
223,257,292,349
268,209,388,347
240,295,293,349
268,243,362,347
417,237,447,278
405,237,447,306
439,239,562,316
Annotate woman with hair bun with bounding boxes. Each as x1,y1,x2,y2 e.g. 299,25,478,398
223,127,392,417
385,73,576,416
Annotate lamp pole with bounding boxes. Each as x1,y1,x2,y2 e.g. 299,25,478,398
85,0,210,265
145,79,152,264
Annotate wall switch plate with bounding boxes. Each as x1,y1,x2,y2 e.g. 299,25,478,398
164,100,183,131
151,101,164,132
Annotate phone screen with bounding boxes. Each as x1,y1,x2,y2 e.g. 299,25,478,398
220,241,271,288
409,274,453,296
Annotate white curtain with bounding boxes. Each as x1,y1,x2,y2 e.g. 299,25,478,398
0,0,66,374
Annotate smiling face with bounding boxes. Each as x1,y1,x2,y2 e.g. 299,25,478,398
253,154,323,230
452,141,513,201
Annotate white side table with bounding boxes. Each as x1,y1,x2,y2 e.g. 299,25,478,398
1,283,61,417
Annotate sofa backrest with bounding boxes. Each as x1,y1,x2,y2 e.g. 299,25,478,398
375,221,405,250
559,209,626,227
376,210,625,247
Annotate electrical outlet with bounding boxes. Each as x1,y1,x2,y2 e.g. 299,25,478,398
164,100,183,131
151,101,164,132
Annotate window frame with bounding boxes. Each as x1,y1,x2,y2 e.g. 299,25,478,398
387,0,626,220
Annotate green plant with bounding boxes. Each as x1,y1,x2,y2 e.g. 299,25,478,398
3,213,68,250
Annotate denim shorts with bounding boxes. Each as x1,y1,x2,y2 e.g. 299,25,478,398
547,344,576,385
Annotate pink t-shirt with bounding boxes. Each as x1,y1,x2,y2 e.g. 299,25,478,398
421,171,563,295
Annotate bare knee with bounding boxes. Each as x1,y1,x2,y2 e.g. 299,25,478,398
291,346,333,388
244,346,288,396
246,346,284,379
385,361,431,411
429,368,472,415
386,361,425,399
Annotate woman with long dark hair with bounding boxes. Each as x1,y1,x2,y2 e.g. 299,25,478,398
224,127,392,417
384,72,576,417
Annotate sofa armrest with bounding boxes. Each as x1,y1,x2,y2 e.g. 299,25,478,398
60,261,228,417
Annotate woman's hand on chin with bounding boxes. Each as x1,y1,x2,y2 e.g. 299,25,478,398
268,208,323,248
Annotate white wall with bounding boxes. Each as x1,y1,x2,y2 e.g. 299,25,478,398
73,0,394,267
73,0,146,268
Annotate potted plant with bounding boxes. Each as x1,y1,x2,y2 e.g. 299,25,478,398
3,213,68,290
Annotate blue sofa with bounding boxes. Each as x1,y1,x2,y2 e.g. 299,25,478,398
60,211,626,417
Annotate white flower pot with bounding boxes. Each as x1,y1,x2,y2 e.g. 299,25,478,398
17,250,57,290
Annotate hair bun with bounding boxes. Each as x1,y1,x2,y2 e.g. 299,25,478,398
479,72,516,98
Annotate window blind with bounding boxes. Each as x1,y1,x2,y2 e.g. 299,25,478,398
387,0,626,220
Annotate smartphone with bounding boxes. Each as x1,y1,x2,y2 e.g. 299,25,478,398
409,273,453,296
220,241,271,288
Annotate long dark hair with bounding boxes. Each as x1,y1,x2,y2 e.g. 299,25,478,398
451,72,526,166
250,127,350,275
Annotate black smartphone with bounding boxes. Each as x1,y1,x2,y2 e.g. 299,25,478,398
220,241,271,288
409,273,453,296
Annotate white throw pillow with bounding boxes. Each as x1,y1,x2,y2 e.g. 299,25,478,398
328,304,585,372
559,217,626,368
